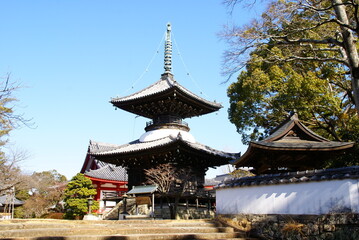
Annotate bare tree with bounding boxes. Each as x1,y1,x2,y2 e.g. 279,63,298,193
22,170,67,218
144,163,176,194
0,147,29,195
0,73,32,195
144,163,193,219
222,0,359,113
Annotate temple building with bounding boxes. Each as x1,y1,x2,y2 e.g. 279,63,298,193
80,143,128,212
231,113,354,174
84,23,239,196
217,114,357,217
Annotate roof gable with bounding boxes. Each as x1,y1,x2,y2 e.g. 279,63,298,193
264,113,328,143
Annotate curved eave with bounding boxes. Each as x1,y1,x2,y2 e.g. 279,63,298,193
184,140,239,160
110,75,222,119
85,175,127,185
111,88,222,119
90,136,238,167
231,141,354,167
251,141,354,151
230,144,254,166
91,136,237,159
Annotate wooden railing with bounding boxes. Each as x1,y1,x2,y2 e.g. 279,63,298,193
102,191,126,199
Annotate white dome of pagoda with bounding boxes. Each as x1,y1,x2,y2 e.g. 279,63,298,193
139,128,196,143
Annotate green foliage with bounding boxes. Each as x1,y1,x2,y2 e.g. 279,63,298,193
15,188,30,201
228,45,356,141
63,173,98,219
226,0,359,167
228,46,359,166
14,206,25,219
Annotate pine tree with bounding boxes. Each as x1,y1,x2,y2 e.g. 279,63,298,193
63,173,98,219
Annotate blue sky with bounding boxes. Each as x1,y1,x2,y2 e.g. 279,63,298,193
0,1,265,179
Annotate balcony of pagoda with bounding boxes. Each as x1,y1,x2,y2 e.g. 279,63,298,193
145,116,190,132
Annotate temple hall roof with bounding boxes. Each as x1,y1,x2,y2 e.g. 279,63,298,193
84,164,127,182
232,113,354,173
81,141,128,182
0,195,24,206
110,73,222,119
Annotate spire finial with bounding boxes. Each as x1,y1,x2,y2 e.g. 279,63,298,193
164,22,172,73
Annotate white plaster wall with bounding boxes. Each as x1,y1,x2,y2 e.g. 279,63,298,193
100,183,117,188
216,179,359,215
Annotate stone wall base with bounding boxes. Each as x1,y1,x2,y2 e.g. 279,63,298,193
155,205,214,219
129,203,214,219
217,213,359,240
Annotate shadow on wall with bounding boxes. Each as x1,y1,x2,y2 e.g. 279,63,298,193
216,179,358,215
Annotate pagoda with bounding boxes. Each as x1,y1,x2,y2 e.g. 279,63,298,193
87,23,239,191
232,113,354,174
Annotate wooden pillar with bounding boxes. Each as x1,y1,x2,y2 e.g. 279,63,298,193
95,181,101,200
152,193,155,218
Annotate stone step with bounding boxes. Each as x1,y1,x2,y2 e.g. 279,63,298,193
2,219,216,225
7,232,251,240
0,221,219,230
0,226,236,238
0,219,256,240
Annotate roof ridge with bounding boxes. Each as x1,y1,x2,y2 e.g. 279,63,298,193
264,114,330,142
217,166,359,189
111,77,171,103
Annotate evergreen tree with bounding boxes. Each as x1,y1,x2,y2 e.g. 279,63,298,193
224,0,359,167
63,173,98,219
223,0,359,114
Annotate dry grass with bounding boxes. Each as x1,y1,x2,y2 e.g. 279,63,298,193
282,221,304,236
216,215,251,232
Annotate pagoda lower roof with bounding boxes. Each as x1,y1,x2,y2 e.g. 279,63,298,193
110,73,222,119
89,135,239,168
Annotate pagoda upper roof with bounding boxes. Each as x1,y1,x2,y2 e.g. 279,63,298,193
110,73,222,119
89,135,239,169
231,113,354,172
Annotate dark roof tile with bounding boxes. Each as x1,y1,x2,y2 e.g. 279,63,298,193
216,166,359,189
85,164,127,182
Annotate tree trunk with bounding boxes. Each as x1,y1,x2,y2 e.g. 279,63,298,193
165,196,175,219
332,0,359,113
173,195,180,219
